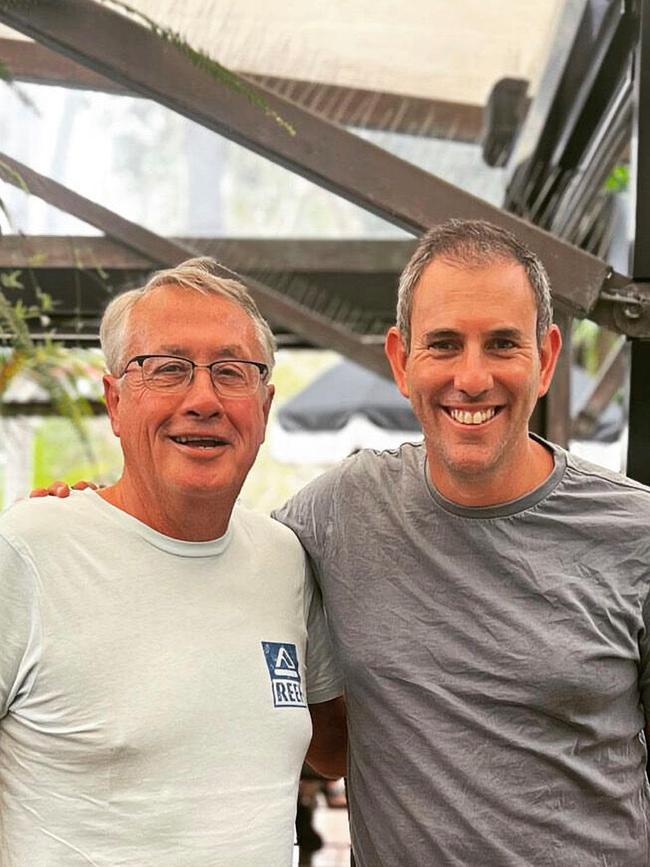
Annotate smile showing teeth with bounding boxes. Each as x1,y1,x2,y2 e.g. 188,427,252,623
448,407,496,426
171,436,225,448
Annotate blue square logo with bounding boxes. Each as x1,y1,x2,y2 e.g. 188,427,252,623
261,641,306,708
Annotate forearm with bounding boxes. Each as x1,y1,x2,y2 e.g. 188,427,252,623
306,696,347,779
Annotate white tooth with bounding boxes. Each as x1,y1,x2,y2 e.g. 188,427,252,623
472,412,482,424
461,411,471,424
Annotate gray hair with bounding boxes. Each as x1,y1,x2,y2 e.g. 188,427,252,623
396,219,553,351
100,257,276,376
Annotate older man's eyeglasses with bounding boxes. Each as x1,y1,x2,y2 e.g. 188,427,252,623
120,355,269,398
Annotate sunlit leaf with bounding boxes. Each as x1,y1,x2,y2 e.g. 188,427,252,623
0,270,24,290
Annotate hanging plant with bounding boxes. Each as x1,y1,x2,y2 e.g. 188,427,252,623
0,284,97,464
101,0,295,135
0,0,294,134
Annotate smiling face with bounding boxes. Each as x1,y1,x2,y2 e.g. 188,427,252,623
385,257,561,505
103,284,273,522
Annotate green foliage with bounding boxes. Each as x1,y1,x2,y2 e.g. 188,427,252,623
0,157,29,196
572,319,600,375
0,289,97,464
32,417,121,490
102,0,295,136
604,164,629,193
0,270,23,290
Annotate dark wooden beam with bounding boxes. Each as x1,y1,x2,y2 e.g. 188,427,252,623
0,37,483,141
626,0,650,483
0,235,415,273
0,398,106,416
0,235,405,331
0,152,191,265
0,0,629,329
0,153,389,374
0,35,127,92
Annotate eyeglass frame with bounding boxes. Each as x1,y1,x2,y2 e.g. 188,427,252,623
119,354,270,396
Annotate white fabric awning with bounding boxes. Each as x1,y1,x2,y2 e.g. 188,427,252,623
0,1,565,104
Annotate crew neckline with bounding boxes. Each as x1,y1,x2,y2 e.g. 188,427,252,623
424,434,567,519
81,488,234,556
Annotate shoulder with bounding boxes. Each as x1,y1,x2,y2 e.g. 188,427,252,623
1,493,78,536
232,502,306,554
549,447,650,531
278,441,425,515
563,449,650,501
0,490,99,554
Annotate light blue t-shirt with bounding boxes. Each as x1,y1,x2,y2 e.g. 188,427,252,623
0,491,343,866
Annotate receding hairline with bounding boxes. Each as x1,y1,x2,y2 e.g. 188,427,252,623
122,281,269,360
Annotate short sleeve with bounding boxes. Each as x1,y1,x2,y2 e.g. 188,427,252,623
0,535,40,718
302,558,343,704
272,468,339,572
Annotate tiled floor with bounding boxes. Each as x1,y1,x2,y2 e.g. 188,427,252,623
292,796,351,866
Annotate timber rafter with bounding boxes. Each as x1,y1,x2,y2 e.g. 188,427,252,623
0,153,389,373
2,0,649,336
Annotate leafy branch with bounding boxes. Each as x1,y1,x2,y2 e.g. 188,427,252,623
103,0,295,136
0,289,96,463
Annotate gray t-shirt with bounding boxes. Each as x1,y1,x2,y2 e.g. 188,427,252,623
275,438,650,867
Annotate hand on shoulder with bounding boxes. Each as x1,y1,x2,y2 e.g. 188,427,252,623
29,480,98,499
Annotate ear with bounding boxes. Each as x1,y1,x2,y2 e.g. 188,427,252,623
537,323,563,398
103,374,122,438
385,326,410,398
259,383,275,443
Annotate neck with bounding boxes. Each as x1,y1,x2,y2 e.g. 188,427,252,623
427,435,555,508
99,472,234,541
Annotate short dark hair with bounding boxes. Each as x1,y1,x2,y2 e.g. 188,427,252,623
396,219,553,351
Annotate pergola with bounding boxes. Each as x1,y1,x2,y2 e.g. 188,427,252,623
0,0,648,481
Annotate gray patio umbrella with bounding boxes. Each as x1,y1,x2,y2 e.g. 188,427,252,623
278,360,420,434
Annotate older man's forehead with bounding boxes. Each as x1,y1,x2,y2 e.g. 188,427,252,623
125,288,262,359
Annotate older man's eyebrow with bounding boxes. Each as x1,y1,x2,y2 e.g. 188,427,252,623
157,344,249,358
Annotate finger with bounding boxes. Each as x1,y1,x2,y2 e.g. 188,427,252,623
71,480,98,491
29,488,49,498
47,481,70,498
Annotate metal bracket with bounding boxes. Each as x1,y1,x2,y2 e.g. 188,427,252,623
600,281,650,336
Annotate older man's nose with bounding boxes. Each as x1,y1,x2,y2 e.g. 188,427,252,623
181,368,225,415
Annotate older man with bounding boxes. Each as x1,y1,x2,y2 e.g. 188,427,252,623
276,220,650,866
0,259,344,866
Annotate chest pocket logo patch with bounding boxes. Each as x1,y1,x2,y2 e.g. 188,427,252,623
261,642,306,708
